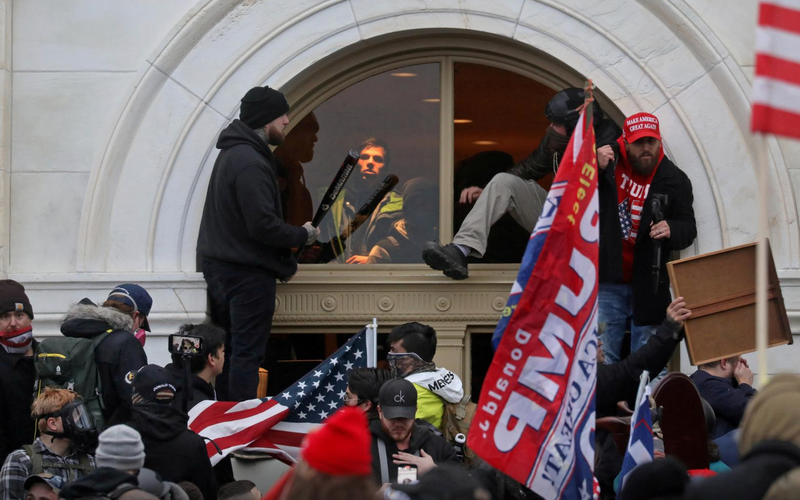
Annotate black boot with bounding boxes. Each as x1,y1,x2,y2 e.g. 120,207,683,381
422,241,469,280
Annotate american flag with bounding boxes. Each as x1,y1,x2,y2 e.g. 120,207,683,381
188,327,373,465
618,198,633,240
751,0,800,139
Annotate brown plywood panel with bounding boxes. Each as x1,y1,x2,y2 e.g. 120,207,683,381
667,241,792,365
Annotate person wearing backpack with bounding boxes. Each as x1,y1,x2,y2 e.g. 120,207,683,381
0,281,39,467
55,285,150,428
0,388,96,500
385,323,464,431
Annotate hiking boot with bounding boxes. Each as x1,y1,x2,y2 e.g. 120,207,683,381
422,241,469,280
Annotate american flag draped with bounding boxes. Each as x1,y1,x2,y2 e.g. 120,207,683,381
188,327,373,465
474,89,599,500
751,0,800,139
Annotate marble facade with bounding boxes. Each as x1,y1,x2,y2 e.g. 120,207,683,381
5,0,799,377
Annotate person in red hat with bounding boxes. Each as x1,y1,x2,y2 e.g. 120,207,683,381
598,112,696,367
262,407,376,500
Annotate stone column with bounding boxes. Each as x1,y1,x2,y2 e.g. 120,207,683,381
0,0,10,277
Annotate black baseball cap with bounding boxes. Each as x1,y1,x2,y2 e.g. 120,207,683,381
130,365,176,405
378,378,417,419
24,473,66,494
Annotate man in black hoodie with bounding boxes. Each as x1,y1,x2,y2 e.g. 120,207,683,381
127,365,216,500
197,86,319,402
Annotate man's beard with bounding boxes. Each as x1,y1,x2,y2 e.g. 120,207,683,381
267,125,285,146
630,152,658,176
382,419,413,442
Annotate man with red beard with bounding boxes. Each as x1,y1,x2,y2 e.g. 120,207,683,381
369,378,458,485
0,280,37,466
598,112,696,366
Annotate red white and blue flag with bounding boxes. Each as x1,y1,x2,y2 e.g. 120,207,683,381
752,0,800,139
188,327,373,465
474,94,599,500
617,386,654,496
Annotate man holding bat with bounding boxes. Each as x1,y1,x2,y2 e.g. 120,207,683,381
197,85,320,402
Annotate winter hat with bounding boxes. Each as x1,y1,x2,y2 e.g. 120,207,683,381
0,279,33,319
739,374,800,456
131,364,177,405
95,425,146,471
239,86,289,129
300,407,372,476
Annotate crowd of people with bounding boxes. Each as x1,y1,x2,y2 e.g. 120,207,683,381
1,82,790,500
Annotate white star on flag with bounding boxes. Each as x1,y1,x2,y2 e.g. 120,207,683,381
353,349,363,359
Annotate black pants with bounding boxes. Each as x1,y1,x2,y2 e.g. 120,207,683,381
202,258,276,401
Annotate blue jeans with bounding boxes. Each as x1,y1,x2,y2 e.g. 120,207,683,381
203,258,276,402
599,283,659,365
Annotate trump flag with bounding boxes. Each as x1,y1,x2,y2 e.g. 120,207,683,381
470,95,599,500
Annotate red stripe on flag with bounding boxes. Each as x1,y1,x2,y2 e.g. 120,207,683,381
262,429,308,448
203,408,290,453
755,54,800,86
752,104,800,140
190,400,279,434
759,3,800,35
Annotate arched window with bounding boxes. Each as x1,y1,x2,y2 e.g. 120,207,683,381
276,57,559,266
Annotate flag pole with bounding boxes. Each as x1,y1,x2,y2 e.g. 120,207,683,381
367,317,378,368
756,134,770,387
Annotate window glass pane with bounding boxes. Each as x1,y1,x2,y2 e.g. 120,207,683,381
452,62,556,263
276,63,441,264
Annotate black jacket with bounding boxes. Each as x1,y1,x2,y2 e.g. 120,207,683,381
60,467,138,500
596,319,682,418
683,440,800,500
129,404,216,500
163,363,235,487
197,119,307,279
0,340,37,466
508,117,622,181
60,303,148,426
165,362,215,410
369,419,458,484
598,154,696,325
690,370,757,439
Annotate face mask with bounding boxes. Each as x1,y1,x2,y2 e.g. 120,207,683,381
544,127,570,156
38,400,98,454
134,329,146,347
0,325,34,354
387,352,426,378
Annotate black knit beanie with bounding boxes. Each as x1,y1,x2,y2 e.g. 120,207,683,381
239,86,290,129
0,280,33,319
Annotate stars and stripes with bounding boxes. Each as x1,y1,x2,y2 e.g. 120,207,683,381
618,198,632,240
752,0,800,139
188,328,371,465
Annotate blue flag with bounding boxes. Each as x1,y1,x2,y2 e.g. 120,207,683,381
618,387,654,496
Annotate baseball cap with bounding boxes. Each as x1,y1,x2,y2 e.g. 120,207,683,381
24,473,66,495
107,284,152,331
378,378,417,419
623,112,661,144
131,365,177,405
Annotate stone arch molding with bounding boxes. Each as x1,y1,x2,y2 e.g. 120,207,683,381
77,0,799,275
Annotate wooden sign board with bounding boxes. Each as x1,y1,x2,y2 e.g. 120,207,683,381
666,241,792,366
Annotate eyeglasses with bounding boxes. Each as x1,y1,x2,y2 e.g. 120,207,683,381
359,153,384,163
342,394,364,406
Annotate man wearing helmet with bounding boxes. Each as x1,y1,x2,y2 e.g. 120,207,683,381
422,87,620,279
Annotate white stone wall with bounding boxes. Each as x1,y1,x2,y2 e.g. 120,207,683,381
5,0,799,380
